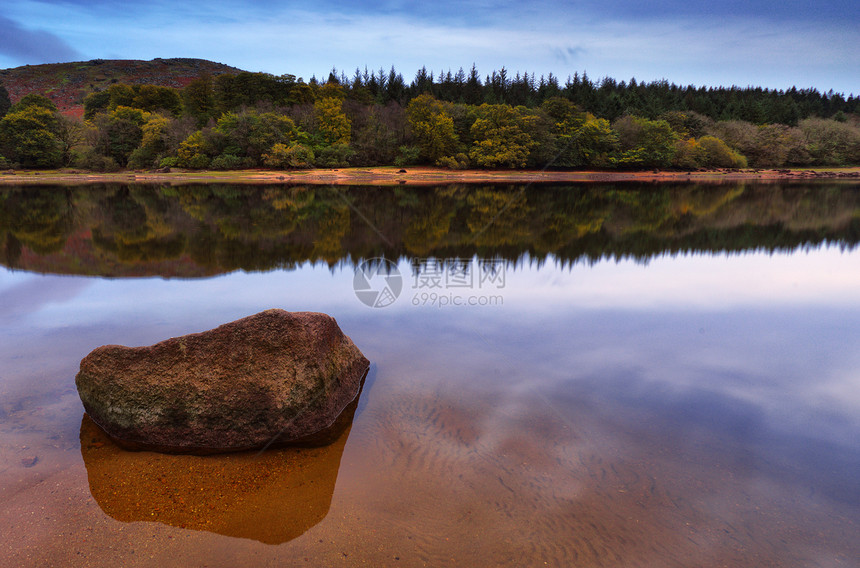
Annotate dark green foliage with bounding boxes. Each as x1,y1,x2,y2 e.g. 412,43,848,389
94,107,151,166
612,116,678,168
210,153,247,170
310,65,859,123
132,85,182,115
182,75,216,126
84,84,181,120
394,145,420,167
212,110,299,164
349,104,404,166
314,143,354,167
0,83,11,119
212,72,310,113
83,90,111,121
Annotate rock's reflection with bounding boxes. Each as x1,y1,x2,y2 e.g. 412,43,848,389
80,393,359,544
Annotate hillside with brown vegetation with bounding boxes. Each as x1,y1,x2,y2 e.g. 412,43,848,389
0,58,244,119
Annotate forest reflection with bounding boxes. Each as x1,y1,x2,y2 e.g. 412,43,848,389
1,181,858,277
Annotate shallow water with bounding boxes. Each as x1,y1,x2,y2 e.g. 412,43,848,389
1,182,859,567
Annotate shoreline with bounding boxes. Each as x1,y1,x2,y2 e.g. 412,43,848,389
1,166,859,186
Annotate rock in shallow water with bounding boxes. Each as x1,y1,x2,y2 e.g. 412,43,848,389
75,309,369,454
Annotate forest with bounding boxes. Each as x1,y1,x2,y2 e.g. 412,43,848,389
0,65,858,172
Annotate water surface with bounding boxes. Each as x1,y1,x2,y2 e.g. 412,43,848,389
1,181,858,567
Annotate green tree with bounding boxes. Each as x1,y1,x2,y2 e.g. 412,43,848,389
83,90,111,121
131,85,182,116
568,115,618,167
709,120,759,160
104,84,136,109
542,99,617,167
182,75,215,126
611,115,678,168
94,106,152,166
214,110,299,164
314,144,355,167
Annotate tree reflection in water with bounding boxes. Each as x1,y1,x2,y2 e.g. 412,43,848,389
1,181,858,276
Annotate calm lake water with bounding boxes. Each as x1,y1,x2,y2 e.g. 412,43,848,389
1,181,859,567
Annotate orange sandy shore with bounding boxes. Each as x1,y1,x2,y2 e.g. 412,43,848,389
1,166,859,186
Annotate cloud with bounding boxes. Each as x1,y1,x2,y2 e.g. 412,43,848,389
0,15,81,64
553,46,587,65
1,1,857,94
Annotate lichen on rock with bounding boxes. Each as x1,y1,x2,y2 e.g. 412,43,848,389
75,309,369,454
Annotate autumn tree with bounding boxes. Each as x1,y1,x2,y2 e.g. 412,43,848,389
673,136,747,169
176,130,213,169
406,94,459,163
313,97,351,146
263,143,315,169
698,136,747,168
469,104,536,168
0,95,63,168
127,116,178,168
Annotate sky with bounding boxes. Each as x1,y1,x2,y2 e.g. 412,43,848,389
0,0,858,94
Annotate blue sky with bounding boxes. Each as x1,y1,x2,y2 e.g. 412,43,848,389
1,0,857,94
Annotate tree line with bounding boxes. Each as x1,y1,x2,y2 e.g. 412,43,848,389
0,66,858,172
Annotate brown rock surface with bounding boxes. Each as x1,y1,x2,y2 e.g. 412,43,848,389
75,309,369,453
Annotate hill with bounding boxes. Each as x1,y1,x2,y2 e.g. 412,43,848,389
0,58,244,119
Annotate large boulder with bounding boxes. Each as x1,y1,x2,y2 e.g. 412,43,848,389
75,309,369,454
